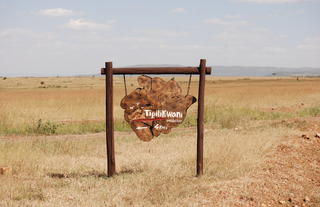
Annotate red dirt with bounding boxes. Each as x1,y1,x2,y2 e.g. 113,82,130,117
201,118,320,207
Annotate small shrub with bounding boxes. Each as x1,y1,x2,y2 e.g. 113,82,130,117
28,119,61,135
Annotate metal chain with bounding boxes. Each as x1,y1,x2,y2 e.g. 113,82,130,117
186,74,192,96
123,74,127,96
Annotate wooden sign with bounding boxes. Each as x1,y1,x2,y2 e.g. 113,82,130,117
120,75,196,141
101,59,211,177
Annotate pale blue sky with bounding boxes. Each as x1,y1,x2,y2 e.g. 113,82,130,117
1,0,320,76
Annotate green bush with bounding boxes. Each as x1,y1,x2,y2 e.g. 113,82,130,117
28,119,61,135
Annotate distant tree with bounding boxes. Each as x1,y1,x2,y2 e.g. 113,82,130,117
272,73,276,76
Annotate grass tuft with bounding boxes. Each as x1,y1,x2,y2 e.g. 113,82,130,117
299,106,320,117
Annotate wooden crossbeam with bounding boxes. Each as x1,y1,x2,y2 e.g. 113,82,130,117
101,66,211,75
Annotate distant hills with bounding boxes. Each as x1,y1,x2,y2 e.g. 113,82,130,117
212,66,320,77
127,65,320,77
1,65,319,77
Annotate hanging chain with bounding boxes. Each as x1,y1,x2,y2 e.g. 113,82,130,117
186,74,192,96
123,74,128,96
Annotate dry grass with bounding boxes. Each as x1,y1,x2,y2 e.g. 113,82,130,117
1,76,319,135
0,76,319,206
0,127,295,207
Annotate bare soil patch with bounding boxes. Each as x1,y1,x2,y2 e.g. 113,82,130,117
199,118,320,207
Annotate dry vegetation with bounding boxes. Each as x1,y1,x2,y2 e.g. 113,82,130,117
0,76,319,206
1,76,319,135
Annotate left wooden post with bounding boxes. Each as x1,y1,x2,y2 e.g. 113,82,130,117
196,59,206,176
105,62,116,177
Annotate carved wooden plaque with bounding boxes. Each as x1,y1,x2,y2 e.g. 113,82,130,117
120,75,196,141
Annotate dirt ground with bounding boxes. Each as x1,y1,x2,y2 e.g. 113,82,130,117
197,117,320,207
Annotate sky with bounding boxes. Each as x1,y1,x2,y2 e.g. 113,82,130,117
0,0,320,76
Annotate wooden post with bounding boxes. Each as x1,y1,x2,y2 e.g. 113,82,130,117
197,59,206,176
105,62,116,177
101,59,211,177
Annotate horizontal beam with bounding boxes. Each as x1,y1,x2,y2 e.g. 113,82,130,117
101,66,212,75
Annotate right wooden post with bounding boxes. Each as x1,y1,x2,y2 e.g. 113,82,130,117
105,61,116,177
197,59,206,176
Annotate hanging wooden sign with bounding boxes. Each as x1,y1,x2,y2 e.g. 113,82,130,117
101,59,211,177
120,75,196,141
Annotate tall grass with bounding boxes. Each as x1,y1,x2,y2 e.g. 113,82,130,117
1,76,319,135
0,118,130,135
0,104,308,135
299,106,320,117
0,103,318,136
0,127,294,206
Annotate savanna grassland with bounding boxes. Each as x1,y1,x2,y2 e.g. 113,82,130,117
0,76,320,206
